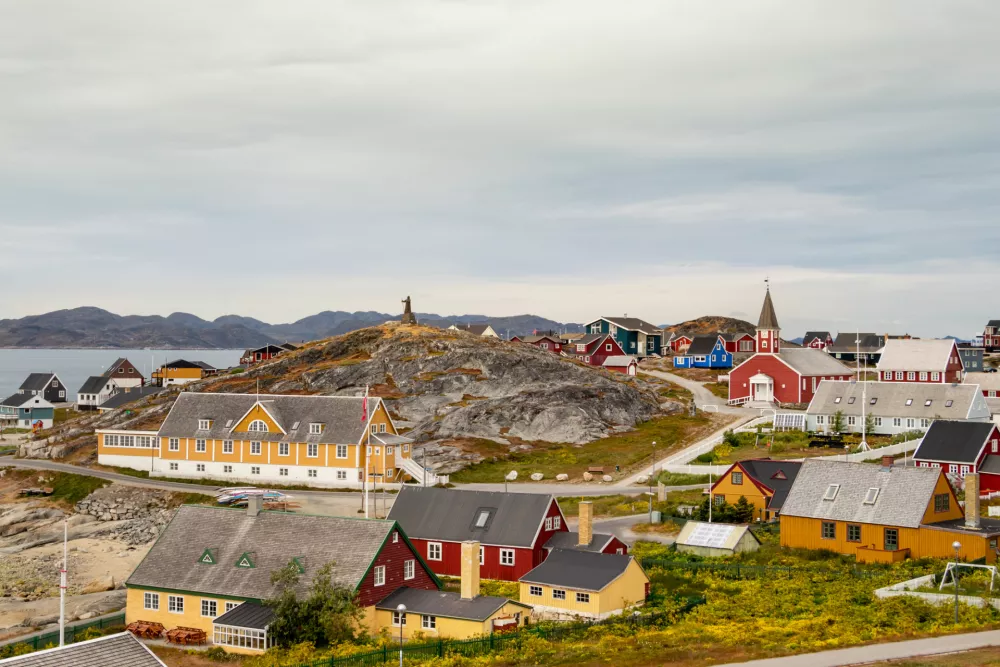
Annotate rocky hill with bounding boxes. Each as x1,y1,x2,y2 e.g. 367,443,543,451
663,315,756,338
0,308,582,348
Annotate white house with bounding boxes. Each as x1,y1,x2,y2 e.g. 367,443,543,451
77,376,120,411
448,323,501,338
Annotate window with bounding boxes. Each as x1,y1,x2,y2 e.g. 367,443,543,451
529,585,543,597
169,462,178,471
847,525,861,542
302,442,317,459
553,516,561,530
373,565,385,586
945,400,954,408
224,465,233,473
961,465,970,475
714,495,725,507
392,611,406,626
870,397,877,405
336,444,348,459
480,546,485,565
949,464,958,474
500,549,515,566
387,446,394,455
821,522,836,540
874,417,883,427
168,595,184,614
251,466,260,475
924,399,933,407
893,417,902,427
428,543,442,561
895,372,904,380
848,416,857,426
552,589,567,600
336,470,347,480
476,511,492,529
202,599,217,618
883,371,892,381
934,493,950,513
308,469,317,478
251,441,261,455
278,443,289,457
823,484,840,501
374,447,381,455
732,471,743,485
422,615,436,630
169,438,179,451
847,397,856,405
932,372,940,382
834,397,842,404
198,419,212,430
404,559,415,580
884,528,899,551
919,372,928,381
223,440,233,454
993,439,999,454
370,425,377,434
144,592,159,610
605,343,612,351
309,423,323,435
816,415,825,425
195,439,206,453
907,372,915,381
196,464,205,473
279,468,288,476
545,517,553,530
225,601,239,613
863,488,880,505
576,592,590,603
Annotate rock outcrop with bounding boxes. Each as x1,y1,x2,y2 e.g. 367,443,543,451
74,486,175,545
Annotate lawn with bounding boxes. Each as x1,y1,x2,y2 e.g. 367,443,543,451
704,382,730,399
449,412,740,484
694,428,912,465
1,468,109,505
558,489,704,518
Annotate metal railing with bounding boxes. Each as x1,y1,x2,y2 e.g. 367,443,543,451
0,614,126,657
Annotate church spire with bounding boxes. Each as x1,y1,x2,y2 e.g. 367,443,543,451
758,283,780,330
756,281,780,354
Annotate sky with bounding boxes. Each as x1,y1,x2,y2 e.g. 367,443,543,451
2,1,999,338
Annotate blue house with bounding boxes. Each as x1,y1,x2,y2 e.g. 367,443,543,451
0,393,56,430
673,335,733,369
584,317,663,358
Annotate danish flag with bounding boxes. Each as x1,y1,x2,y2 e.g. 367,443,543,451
361,385,368,423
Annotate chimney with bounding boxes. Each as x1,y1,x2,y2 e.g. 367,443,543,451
965,474,981,529
460,541,480,601
881,455,894,470
579,502,593,547
247,494,262,517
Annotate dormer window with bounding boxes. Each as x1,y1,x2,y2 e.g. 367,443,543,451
198,419,212,430
248,420,269,432
946,400,954,408
834,397,842,404
870,398,877,405
309,423,323,435
225,419,234,428
925,400,932,407
847,397,855,405
475,510,491,528
863,488,880,505
905,399,913,406
823,484,840,501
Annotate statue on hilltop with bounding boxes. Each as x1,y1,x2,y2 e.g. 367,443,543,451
401,296,417,325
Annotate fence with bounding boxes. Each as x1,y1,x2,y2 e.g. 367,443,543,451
291,599,706,667
1,613,126,655
639,558,893,581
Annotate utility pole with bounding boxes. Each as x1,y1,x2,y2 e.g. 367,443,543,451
59,520,67,646
858,330,869,452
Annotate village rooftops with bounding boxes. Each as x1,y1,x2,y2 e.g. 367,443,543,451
806,380,989,420
212,601,276,630
127,505,437,599
803,331,832,344
451,323,493,335
601,355,636,368
827,333,885,354
102,358,131,376
774,348,854,376
387,487,559,549
781,459,943,529
1,393,55,409
965,373,1000,393
78,375,114,394
877,339,960,372
157,392,391,444
733,459,803,510
543,531,617,553
17,373,57,393
98,386,164,411
599,317,662,334
376,587,529,622
686,335,723,356
912,420,999,464
0,631,166,667
520,549,635,592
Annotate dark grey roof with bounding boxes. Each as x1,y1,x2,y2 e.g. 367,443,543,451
543,531,615,553
387,487,555,548
780,460,943,529
163,359,206,369
279,342,299,351
828,333,885,353
371,433,413,446
102,357,128,376
127,505,406,599
922,517,1000,537
599,317,661,334
0,632,166,667
375,587,527,621
803,332,832,344
913,420,997,464
78,376,114,394
979,456,1000,475
98,386,164,411
988,320,1000,328
451,323,491,335
736,459,803,510
158,392,385,444
193,360,217,371
18,373,56,392
520,549,635,592
757,290,780,329
1,393,32,407
213,601,275,629
687,335,722,356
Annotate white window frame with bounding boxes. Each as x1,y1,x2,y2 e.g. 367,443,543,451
201,599,217,618
224,465,233,473
251,466,261,475
278,442,290,457
545,517,553,531
336,470,347,480
336,444,349,459
500,549,515,566
428,542,442,561
422,615,436,630
404,559,415,580
168,595,184,614
895,371,904,380
225,601,239,613
576,592,590,603
308,469,317,478
169,438,179,451
932,372,941,382
222,440,234,454
198,419,211,430
529,585,543,597
309,423,323,435
251,441,261,455
196,463,205,473
279,467,288,476
552,589,566,600
392,611,406,627
307,443,319,458
144,592,159,611
169,462,178,471
374,565,386,586
553,516,561,530
195,439,206,453
248,420,269,432
919,372,928,381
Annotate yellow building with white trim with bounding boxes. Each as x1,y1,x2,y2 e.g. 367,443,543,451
519,549,648,620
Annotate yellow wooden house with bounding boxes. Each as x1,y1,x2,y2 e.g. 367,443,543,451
710,459,803,522
151,359,215,387
519,549,649,620
780,459,1000,563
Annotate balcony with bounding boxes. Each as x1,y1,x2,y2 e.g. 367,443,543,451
856,545,909,564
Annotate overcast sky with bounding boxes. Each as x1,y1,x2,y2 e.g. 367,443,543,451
2,1,998,337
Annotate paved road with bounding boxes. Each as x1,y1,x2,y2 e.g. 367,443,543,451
639,366,746,414
720,629,1000,667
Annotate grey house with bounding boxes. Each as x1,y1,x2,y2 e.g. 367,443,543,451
958,344,984,374
17,372,67,404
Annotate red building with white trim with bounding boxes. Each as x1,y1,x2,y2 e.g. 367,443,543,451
913,421,1000,494
876,339,965,384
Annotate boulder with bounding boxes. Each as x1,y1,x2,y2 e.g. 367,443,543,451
636,475,649,485
555,474,569,481
582,472,593,482
505,471,518,481
602,475,613,482
80,574,116,595
530,473,543,481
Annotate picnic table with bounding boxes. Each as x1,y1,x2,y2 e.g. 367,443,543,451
126,620,165,639
166,626,208,645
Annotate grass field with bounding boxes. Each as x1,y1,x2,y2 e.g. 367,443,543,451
1,468,109,505
558,489,704,518
449,411,739,484
877,648,1000,666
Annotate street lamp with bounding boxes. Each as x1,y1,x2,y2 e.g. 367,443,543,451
650,441,657,485
396,603,407,667
953,541,962,624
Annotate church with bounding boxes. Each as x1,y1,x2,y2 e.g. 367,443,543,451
728,288,854,407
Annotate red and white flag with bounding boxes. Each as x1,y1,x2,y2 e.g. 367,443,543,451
361,385,368,423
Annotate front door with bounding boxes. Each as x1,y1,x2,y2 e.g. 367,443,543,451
884,528,898,552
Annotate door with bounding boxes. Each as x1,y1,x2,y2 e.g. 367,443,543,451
884,528,898,552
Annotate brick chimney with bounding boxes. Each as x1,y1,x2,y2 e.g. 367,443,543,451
460,541,480,601
247,494,262,517
579,502,593,547
965,473,981,529
881,455,894,470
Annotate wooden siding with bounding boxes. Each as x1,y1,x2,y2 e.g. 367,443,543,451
920,474,964,525
355,528,438,608
372,601,528,640
518,559,648,617
710,464,771,518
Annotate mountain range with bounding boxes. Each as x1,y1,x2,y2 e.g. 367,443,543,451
0,307,584,349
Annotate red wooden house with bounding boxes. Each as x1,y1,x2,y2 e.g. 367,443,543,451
668,335,693,353
722,332,756,354
240,344,289,366
387,487,570,582
913,421,1000,493
877,339,964,384
511,335,563,354
729,289,854,406
563,334,627,368
802,331,834,350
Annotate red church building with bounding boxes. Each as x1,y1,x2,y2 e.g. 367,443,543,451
728,288,854,406
876,339,964,384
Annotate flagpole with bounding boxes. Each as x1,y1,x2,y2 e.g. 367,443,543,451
363,385,369,519
59,519,67,646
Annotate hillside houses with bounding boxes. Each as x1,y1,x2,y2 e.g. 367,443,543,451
913,420,1000,492
77,375,120,411
877,339,964,384
510,334,563,353
104,357,145,388
959,344,985,373
240,344,296,367
151,359,218,386
985,320,1000,352
674,335,732,370
710,459,803,522
585,317,662,359
0,393,55,430
449,323,501,338
14,372,66,403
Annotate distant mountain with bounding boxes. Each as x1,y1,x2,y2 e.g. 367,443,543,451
0,308,583,349
662,315,756,337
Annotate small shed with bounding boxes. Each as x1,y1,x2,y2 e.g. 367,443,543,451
674,521,760,557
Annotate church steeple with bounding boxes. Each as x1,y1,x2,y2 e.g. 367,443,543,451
756,282,780,354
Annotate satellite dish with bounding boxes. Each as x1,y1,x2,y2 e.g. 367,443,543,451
505,471,518,481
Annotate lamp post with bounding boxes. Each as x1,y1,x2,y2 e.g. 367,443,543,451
396,603,406,667
953,541,962,624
